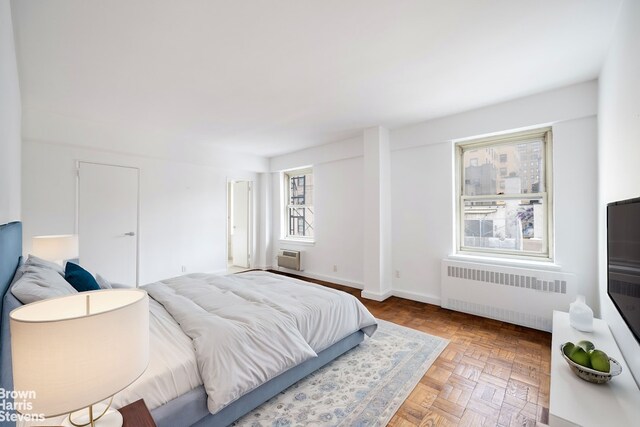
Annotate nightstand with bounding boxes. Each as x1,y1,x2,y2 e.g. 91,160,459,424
118,399,157,427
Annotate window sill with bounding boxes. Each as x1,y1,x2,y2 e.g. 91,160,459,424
448,253,562,271
279,238,315,247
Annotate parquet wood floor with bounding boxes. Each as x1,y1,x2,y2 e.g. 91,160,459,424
268,270,551,426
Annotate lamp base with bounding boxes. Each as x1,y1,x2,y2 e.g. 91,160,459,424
62,403,123,427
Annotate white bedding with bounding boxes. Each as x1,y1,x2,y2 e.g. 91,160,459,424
144,271,377,415
19,271,377,425
111,298,202,409
208,271,378,352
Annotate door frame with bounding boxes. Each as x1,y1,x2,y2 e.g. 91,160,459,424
75,160,141,286
226,178,253,269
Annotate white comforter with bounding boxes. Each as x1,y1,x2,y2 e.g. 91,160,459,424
144,271,377,414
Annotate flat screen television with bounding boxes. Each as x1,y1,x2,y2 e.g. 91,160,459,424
607,197,640,344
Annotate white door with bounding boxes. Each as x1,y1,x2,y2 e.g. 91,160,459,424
78,162,139,285
231,181,250,268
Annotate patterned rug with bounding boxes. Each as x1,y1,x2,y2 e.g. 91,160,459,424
234,319,448,427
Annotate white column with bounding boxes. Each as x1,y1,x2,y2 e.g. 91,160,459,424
362,126,393,301
255,172,272,269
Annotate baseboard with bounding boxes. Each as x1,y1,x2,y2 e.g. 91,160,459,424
392,289,441,306
259,266,440,306
262,266,364,290
301,271,364,290
361,288,394,302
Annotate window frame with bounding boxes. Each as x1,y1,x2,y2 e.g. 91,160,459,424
281,167,315,242
454,128,554,261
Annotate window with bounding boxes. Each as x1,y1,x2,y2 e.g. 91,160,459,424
500,167,507,176
283,168,314,240
456,128,552,259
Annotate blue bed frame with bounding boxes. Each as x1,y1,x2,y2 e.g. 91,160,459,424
0,222,22,427
0,221,365,427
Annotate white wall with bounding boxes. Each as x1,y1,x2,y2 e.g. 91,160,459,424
269,81,599,305
20,95,269,284
270,137,365,288
22,140,264,284
270,136,363,171
390,141,453,304
390,81,599,307
22,108,269,173
0,0,21,223
598,0,640,384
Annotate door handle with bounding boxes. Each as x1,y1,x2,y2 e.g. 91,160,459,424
124,232,136,237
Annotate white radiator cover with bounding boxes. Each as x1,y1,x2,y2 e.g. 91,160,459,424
441,259,575,332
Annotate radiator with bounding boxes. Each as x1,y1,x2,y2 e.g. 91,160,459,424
277,250,301,271
441,259,575,331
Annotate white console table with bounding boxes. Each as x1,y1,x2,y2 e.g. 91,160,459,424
550,311,640,426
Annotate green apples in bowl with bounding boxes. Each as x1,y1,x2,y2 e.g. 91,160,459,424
560,340,622,384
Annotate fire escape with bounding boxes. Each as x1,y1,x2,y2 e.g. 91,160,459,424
289,175,313,237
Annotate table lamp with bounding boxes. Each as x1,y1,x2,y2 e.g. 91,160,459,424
31,234,79,265
10,289,149,427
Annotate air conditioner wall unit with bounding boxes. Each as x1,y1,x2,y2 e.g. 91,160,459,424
277,249,301,271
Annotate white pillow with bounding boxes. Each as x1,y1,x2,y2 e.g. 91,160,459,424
95,274,112,289
11,264,78,304
22,254,65,276
95,274,130,289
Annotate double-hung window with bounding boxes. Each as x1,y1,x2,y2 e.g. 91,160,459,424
456,128,553,259
283,167,314,240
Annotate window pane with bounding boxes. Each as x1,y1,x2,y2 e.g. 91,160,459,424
285,169,314,239
288,206,314,238
463,139,544,196
289,172,313,206
463,198,546,254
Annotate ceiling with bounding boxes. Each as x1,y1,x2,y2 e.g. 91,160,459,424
11,0,622,157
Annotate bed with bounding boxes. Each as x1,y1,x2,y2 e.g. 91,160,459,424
0,222,377,427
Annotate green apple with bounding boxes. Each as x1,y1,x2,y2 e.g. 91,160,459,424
563,342,575,357
569,346,591,368
590,350,611,373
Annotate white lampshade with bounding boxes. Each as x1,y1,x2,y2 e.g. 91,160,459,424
31,235,79,262
10,289,149,417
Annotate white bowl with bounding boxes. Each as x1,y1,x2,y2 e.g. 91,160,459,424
560,343,622,384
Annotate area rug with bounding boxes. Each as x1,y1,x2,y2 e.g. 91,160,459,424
234,319,448,427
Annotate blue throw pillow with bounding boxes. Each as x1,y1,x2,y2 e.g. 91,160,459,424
64,262,101,292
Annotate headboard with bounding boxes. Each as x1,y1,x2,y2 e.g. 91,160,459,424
0,221,22,414
0,222,22,314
